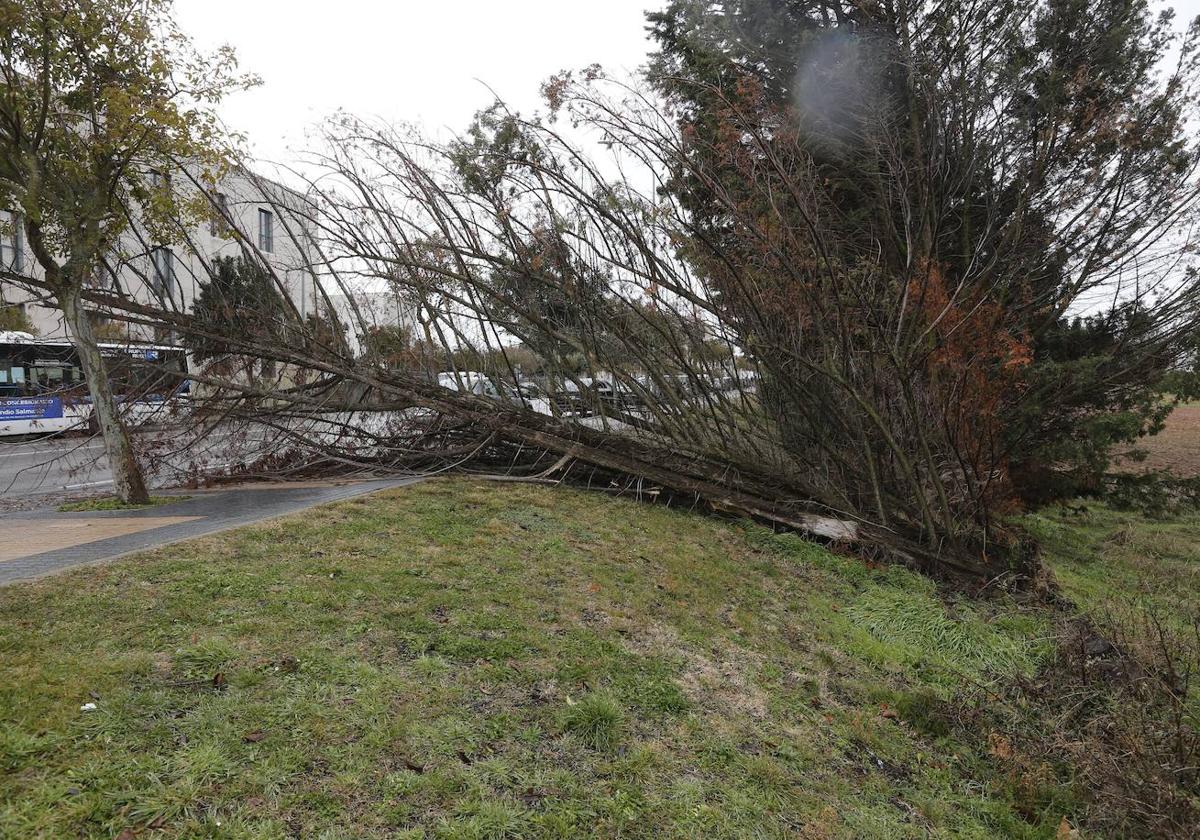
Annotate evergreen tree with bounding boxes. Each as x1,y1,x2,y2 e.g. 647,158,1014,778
646,0,1200,502
188,256,286,382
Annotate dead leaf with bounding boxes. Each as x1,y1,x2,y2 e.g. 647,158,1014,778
988,732,1013,760
242,730,266,743
211,672,227,691
1056,817,1079,839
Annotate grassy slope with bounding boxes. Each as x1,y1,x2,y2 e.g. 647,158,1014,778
1,480,1084,839
1027,502,1200,631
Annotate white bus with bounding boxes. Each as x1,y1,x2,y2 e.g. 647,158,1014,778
0,331,190,437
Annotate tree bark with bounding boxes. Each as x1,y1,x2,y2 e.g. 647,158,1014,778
60,284,150,504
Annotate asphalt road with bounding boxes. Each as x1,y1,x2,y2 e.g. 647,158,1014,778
0,412,413,503
0,437,116,499
0,429,252,501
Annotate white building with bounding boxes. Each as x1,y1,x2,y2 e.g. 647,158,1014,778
326,289,422,356
0,166,318,342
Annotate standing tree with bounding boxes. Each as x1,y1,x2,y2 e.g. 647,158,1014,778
360,323,413,368
189,255,287,385
0,0,252,502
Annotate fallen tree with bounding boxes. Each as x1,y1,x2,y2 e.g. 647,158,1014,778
36,281,1036,587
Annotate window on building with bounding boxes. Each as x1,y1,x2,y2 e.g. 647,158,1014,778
151,247,175,301
91,264,116,290
1,210,22,273
210,192,229,237
258,208,274,253
149,168,171,192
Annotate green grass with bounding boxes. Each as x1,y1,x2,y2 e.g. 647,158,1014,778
1,480,1079,838
1025,501,1200,630
1026,501,1200,834
1026,499,1200,719
561,693,624,750
57,495,191,513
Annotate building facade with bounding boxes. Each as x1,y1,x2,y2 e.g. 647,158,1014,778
0,166,318,342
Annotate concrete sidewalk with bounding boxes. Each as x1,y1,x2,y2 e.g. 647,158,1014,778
0,477,420,585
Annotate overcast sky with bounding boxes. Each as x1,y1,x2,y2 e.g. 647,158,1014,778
175,0,1200,170
174,0,662,167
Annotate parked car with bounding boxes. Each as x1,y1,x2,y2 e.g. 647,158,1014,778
436,371,515,400
436,372,553,416
515,379,545,400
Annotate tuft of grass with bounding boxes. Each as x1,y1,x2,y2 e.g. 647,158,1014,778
172,637,237,675
561,692,624,750
57,495,190,512
448,799,530,839
844,587,1048,683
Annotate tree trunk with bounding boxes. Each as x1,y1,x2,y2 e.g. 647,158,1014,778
60,285,150,504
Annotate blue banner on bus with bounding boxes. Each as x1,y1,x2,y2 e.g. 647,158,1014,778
0,397,64,421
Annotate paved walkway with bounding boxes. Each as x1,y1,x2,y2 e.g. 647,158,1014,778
0,477,421,585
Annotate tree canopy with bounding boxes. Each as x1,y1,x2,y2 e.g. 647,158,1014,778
0,0,254,503
646,0,1200,503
